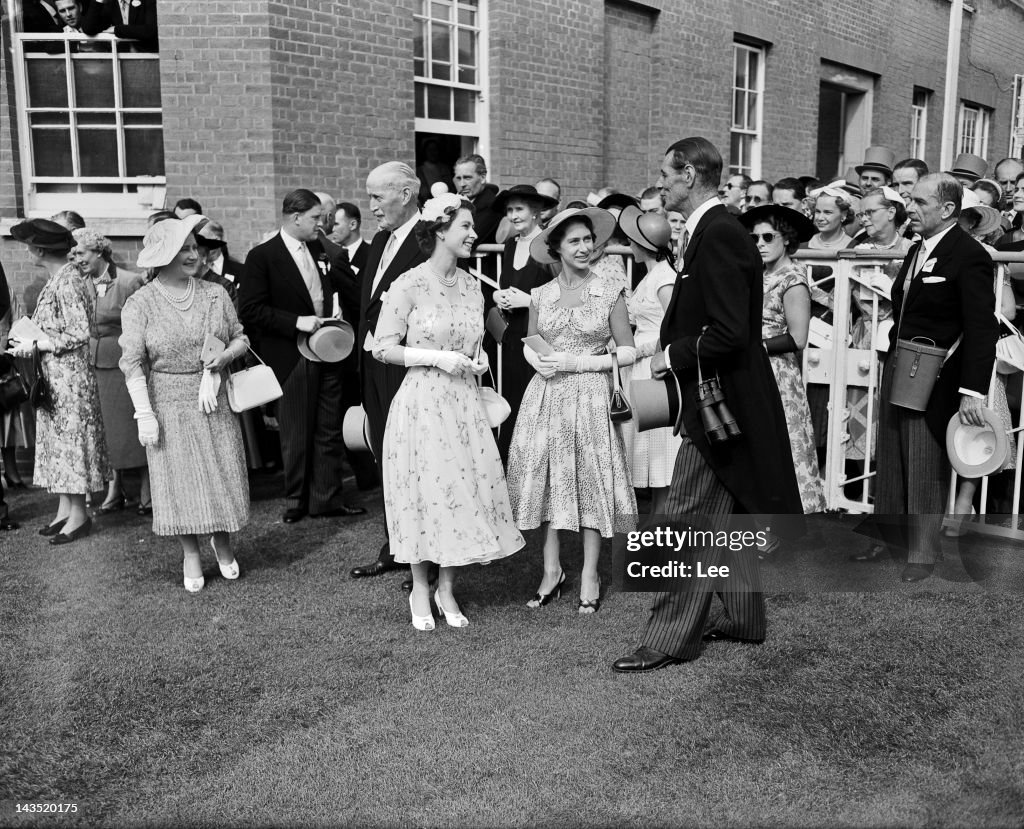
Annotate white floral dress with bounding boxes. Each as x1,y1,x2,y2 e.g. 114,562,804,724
506,272,637,537
373,263,524,566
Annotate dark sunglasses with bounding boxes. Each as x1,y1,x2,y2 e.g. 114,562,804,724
749,232,777,244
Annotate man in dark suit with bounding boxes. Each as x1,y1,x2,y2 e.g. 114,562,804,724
239,189,366,524
330,202,368,277
852,173,998,582
22,0,62,31
349,162,426,579
81,0,156,48
613,137,803,673
454,154,500,246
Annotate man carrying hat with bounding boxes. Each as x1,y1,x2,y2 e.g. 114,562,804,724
852,173,998,582
856,146,897,195
612,137,803,673
239,189,366,524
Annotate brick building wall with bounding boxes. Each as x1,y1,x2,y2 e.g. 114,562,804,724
3,0,1024,300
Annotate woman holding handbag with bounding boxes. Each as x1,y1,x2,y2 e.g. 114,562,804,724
506,207,637,614
372,193,524,631
488,184,558,463
8,220,110,544
119,218,250,592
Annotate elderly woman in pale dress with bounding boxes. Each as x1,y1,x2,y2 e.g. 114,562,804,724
120,218,250,592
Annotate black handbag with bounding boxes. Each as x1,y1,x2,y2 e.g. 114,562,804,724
0,355,29,414
485,306,509,343
609,349,632,423
27,345,53,412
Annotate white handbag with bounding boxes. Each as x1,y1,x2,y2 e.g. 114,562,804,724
226,346,283,413
475,340,510,428
995,313,1024,375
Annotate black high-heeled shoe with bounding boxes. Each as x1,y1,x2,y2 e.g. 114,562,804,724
527,571,566,608
4,473,26,489
39,517,68,537
137,501,153,517
95,493,126,516
578,578,602,614
50,518,92,545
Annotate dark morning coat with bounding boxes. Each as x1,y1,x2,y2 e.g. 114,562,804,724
81,0,157,44
660,202,804,520
238,233,340,385
887,223,998,443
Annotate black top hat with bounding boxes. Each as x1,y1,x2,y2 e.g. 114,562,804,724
10,218,74,251
492,184,559,215
739,204,816,243
596,192,641,211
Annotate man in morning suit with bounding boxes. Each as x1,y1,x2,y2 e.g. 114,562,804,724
613,137,803,673
330,203,368,277
851,174,997,582
239,189,366,524
81,0,157,48
349,162,426,579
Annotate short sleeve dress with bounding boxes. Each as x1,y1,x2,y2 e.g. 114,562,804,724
119,280,249,536
372,263,525,566
506,271,637,537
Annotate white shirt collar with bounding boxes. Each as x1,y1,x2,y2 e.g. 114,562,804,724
920,223,956,259
345,239,362,260
683,195,721,237
389,211,421,244
279,229,307,254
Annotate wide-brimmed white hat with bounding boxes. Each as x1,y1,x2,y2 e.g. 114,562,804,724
137,214,205,269
529,207,615,265
946,408,1010,478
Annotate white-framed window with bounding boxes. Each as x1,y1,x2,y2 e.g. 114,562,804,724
1010,75,1024,160
730,41,764,178
9,29,165,219
413,0,487,154
910,88,929,160
957,101,991,158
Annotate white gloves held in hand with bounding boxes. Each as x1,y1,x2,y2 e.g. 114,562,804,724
198,369,221,414
126,376,159,447
404,347,478,376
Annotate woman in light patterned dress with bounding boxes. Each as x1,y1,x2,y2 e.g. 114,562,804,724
8,219,110,545
120,218,250,593
739,205,825,516
373,194,524,632
507,208,637,614
615,205,681,514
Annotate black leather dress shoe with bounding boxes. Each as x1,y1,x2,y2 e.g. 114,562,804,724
849,543,887,562
50,518,92,546
901,563,934,582
350,559,405,578
612,646,682,673
702,629,764,644
0,516,19,531
312,504,367,518
39,517,68,537
282,508,307,524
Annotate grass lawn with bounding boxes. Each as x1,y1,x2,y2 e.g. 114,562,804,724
1,474,1023,828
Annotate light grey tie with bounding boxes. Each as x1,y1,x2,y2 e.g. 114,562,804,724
675,229,690,272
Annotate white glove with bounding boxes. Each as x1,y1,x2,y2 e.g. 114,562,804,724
636,340,660,359
403,347,472,375
469,350,489,376
198,369,221,414
126,376,159,447
571,346,637,372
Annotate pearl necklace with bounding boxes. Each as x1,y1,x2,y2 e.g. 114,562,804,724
432,265,458,288
558,270,594,291
153,276,196,311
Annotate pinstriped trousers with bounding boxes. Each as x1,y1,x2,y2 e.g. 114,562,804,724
873,358,948,565
639,437,766,661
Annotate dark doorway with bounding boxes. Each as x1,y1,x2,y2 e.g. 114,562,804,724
414,133,462,204
816,83,844,181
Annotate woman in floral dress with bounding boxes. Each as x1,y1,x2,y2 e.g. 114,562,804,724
373,194,524,631
8,219,110,544
740,205,825,515
507,207,637,614
120,218,250,592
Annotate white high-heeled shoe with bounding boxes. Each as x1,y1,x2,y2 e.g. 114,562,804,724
183,570,205,593
434,590,469,628
409,595,435,631
210,537,240,580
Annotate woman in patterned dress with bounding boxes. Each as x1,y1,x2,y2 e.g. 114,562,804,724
488,184,558,463
506,207,637,614
120,218,250,592
739,205,825,515
373,194,524,631
615,205,681,514
8,219,110,544
71,228,150,516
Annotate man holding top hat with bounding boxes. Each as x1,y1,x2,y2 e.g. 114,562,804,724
239,189,365,524
612,137,803,673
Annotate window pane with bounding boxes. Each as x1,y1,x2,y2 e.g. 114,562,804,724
748,51,759,89
427,85,450,119
73,59,115,108
32,129,73,176
734,51,747,90
30,112,70,127
432,23,451,71
78,129,119,176
431,1,450,21
458,65,476,85
747,92,758,130
458,28,475,68
414,18,425,59
733,90,745,129
123,113,162,126
453,88,475,122
431,61,450,81
27,59,69,108
458,7,476,25
415,83,426,118
78,112,116,125
120,59,161,108
125,128,165,176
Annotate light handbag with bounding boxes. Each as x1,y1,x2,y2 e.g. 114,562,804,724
609,348,632,423
226,345,283,413
995,314,1024,375
475,340,510,428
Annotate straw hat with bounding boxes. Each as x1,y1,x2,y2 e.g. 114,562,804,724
945,409,1010,478
529,207,616,265
617,205,672,253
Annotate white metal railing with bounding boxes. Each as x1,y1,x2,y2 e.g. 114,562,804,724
465,244,1024,531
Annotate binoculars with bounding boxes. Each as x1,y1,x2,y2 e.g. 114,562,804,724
697,376,741,444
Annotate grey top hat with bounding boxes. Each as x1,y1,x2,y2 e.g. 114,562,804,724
949,153,988,182
855,146,896,177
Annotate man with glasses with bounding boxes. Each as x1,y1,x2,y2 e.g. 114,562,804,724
719,173,750,215
741,180,773,213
